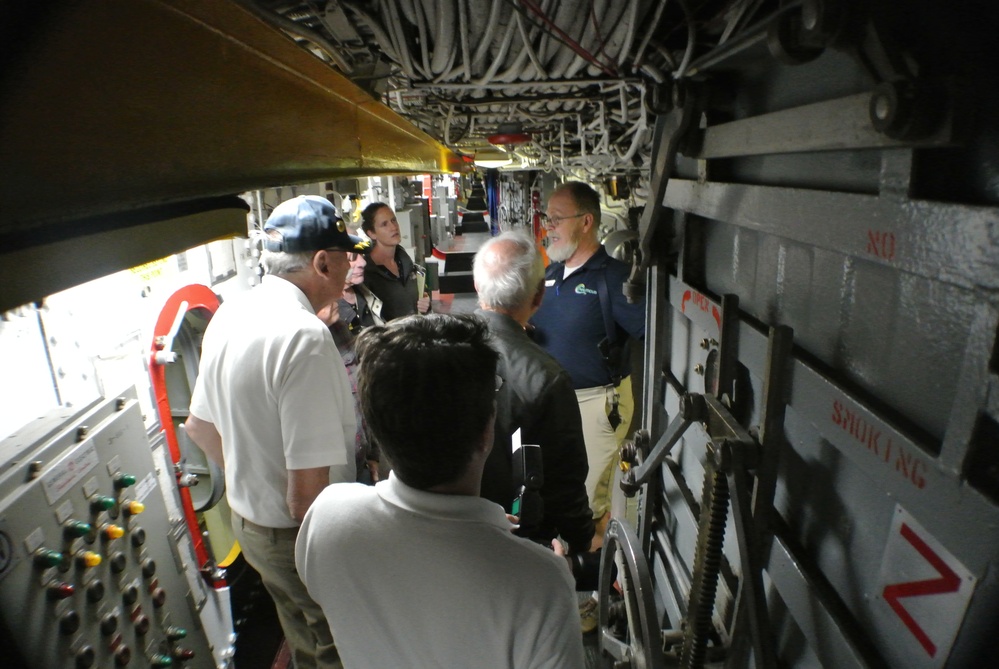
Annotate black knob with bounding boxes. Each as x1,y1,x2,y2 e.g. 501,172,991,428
130,527,146,547
151,587,167,608
86,579,105,603
100,612,119,636
75,645,96,669
122,584,139,606
109,551,127,574
59,610,81,635
141,558,156,579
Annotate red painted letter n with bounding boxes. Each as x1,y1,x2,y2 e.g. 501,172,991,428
882,523,961,657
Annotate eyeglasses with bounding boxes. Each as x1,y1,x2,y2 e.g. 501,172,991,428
346,252,360,262
540,212,586,229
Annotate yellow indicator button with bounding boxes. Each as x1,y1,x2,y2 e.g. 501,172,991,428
102,524,125,540
77,551,102,568
122,501,145,516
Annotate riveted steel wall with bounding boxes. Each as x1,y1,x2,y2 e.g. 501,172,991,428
631,5,999,668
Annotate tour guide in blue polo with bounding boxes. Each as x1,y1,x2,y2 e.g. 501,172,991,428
530,181,646,526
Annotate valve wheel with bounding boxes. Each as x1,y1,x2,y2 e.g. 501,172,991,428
598,517,665,669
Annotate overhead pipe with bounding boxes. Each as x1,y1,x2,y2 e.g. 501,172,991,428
672,0,697,79
407,0,432,77
474,12,519,86
615,107,650,163
430,0,456,75
471,0,503,71
457,0,472,81
341,1,403,66
395,0,417,25
513,10,548,80
413,77,642,90
494,15,535,83
432,47,458,83
544,0,591,79
564,0,613,79
383,0,424,78
680,0,802,78
632,0,670,71
237,0,353,73
719,0,765,45
616,0,641,68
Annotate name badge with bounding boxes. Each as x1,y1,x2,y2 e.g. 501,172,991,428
545,279,555,287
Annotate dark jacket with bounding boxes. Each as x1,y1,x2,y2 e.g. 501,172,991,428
363,245,420,321
337,289,376,332
476,309,594,553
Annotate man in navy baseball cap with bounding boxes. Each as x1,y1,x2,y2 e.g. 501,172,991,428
264,194,372,254
186,193,371,669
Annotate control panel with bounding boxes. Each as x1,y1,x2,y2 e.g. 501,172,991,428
0,389,225,667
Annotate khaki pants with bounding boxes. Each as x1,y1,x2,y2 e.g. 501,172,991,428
575,376,635,519
231,511,341,669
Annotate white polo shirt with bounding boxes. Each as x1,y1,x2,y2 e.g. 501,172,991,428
190,275,355,528
296,474,585,669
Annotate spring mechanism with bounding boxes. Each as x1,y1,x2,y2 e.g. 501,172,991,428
680,461,731,668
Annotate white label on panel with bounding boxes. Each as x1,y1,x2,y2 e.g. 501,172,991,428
41,442,99,505
134,472,157,504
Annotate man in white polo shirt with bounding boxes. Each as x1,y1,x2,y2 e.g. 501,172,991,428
296,314,585,669
186,195,371,669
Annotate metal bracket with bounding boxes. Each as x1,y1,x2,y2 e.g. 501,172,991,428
620,394,705,496
625,81,703,303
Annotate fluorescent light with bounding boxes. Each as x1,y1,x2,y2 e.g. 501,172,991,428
474,157,513,169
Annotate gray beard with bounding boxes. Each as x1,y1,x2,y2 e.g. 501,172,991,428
547,239,577,263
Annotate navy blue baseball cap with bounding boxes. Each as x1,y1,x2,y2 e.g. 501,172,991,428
263,195,372,254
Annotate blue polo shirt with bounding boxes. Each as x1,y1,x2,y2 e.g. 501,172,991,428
530,246,646,389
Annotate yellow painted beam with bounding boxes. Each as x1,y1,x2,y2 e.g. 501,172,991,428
0,0,463,233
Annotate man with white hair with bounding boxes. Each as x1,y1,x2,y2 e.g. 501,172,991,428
473,231,594,555
186,195,371,668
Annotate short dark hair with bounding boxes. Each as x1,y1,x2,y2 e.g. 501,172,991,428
360,202,391,235
355,314,499,489
553,181,601,221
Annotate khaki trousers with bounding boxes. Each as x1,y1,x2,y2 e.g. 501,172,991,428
231,511,341,669
575,375,635,519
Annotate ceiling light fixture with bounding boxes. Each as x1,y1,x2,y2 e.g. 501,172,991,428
473,148,513,170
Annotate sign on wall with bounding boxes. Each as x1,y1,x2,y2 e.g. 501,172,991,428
874,505,977,668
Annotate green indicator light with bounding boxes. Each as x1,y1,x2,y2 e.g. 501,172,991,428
90,496,115,512
113,473,137,489
150,655,173,668
63,520,93,539
34,549,64,569
165,626,188,641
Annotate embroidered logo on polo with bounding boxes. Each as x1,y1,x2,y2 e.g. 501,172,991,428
575,284,598,295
